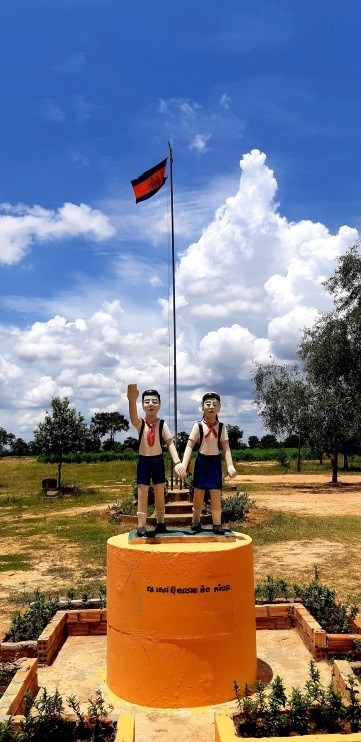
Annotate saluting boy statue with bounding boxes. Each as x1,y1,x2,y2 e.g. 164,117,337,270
127,384,186,537
181,392,237,534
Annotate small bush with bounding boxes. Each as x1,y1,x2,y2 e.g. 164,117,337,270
108,496,137,520
276,449,289,467
255,568,359,634
233,660,358,737
19,688,116,741
255,575,294,603
221,490,253,523
0,718,15,742
6,590,59,642
295,577,358,634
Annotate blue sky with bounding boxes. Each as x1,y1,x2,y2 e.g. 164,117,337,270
0,0,360,443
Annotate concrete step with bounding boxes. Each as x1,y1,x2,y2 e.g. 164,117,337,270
166,488,191,503
165,501,193,515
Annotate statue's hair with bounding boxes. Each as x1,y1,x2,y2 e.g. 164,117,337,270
142,389,161,402
202,391,220,404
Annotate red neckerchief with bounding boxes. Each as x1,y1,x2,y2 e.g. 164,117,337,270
203,419,218,438
145,418,159,447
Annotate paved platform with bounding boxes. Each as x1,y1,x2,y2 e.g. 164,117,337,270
128,526,237,544
37,629,333,742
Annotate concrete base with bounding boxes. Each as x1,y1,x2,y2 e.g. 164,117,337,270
107,532,257,708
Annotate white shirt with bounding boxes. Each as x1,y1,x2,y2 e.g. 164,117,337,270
138,419,172,456
189,420,228,455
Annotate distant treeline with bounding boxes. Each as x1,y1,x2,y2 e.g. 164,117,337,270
35,446,310,464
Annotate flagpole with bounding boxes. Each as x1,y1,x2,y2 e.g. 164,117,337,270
168,141,178,486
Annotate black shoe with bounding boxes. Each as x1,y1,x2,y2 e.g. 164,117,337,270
154,523,167,534
136,526,147,537
190,522,202,533
213,524,225,535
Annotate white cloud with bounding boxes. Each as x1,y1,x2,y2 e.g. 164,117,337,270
0,202,115,265
159,95,244,153
189,133,212,153
220,94,230,109
0,150,359,441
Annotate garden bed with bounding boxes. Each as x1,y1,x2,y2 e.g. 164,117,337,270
216,657,361,741
2,603,361,665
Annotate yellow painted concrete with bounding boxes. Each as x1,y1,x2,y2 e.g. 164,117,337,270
107,532,257,708
114,713,135,741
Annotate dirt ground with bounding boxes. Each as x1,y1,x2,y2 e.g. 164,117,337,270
1,472,361,634
231,473,361,598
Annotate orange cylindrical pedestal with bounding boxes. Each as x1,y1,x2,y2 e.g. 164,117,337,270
106,533,257,708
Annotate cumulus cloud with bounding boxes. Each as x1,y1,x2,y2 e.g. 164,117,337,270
0,202,115,265
0,149,359,440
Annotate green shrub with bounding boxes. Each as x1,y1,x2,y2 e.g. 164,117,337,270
38,450,137,464
276,448,289,467
255,575,293,603
108,496,137,520
255,568,359,634
234,661,354,737
0,718,15,742
6,590,59,642
295,576,358,634
19,688,116,741
221,490,253,523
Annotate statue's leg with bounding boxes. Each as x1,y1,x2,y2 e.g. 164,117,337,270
154,482,165,527
210,488,224,533
137,484,149,535
192,487,204,531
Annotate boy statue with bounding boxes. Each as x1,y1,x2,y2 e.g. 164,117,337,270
181,391,237,534
127,384,186,537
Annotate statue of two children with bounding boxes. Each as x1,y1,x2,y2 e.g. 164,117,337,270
127,384,236,538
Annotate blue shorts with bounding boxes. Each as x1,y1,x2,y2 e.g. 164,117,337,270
136,455,165,486
193,453,222,490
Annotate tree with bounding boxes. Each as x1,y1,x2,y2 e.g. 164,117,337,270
260,434,279,449
299,313,359,483
91,412,129,449
252,243,361,483
121,436,139,452
9,437,29,457
176,431,189,456
34,397,89,487
252,363,312,470
0,427,13,456
248,435,260,449
226,425,244,449
282,433,301,448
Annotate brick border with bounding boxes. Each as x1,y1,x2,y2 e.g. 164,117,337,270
332,658,361,701
0,657,38,727
37,608,107,665
256,603,361,660
2,604,361,664
1,608,108,664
